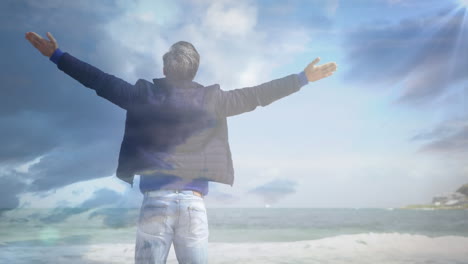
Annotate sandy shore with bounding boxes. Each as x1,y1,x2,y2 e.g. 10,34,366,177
1,233,468,264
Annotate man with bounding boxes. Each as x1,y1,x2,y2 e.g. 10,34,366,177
25,31,337,264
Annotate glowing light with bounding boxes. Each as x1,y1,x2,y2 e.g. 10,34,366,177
460,0,468,7
39,227,61,245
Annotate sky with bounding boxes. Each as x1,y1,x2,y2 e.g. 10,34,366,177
1,0,467,209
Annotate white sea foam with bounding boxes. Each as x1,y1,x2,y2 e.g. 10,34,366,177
2,233,468,264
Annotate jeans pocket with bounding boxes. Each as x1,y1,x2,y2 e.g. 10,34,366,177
188,204,208,237
138,200,168,236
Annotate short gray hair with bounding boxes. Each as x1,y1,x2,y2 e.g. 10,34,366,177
163,41,200,81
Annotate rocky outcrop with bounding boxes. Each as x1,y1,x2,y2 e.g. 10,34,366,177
432,192,468,207
431,184,468,207
405,183,468,209
456,184,468,197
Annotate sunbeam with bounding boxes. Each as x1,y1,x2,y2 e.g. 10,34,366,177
459,0,468,8
450,5,468,115
389,1,468,106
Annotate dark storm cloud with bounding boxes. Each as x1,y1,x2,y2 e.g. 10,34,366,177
27,140,120,191
0,112,58,165
343,6,468,105
0,173,28,210
248,179,297,204
0,0,130,196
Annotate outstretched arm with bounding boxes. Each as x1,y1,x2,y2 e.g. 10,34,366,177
25,32,147,109
214,57,337,117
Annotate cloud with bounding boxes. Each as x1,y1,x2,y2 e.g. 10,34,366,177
99,0,318,89
203,1,257,38
205,187,239,207
1,0,325,208
79,187,143,208
0,112,57,166
89,208,139,228
26,141,120,191
343,5,468,164
413,119,468,156
80,189,123,208
424,127,468,153
0,1,128,198
343,7,468,105
39,208,89,223
248,178,298,204
0,173,27,209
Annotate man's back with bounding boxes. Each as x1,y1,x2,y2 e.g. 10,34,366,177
115,74,306,186
119,77,232,186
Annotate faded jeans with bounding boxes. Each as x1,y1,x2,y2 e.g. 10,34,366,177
135,190,209,264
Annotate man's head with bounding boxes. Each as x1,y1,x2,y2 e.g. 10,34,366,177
163,41,200,81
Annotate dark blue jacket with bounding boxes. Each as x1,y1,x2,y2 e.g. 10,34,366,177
57,52,305,187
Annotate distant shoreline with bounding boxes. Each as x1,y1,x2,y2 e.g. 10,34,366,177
402,204,468,210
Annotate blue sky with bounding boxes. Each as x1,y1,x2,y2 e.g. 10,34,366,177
1,0,467,209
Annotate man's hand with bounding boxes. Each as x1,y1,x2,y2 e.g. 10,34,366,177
25,32,58,57
304,57,337,82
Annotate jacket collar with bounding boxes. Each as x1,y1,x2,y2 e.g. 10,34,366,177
153,78,202,89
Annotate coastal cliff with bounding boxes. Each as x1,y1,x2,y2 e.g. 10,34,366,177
405,184,468,209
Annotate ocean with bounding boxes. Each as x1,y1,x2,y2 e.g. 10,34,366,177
1,208,468,263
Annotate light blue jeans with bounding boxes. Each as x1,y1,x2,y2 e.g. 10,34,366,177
135,190,209,264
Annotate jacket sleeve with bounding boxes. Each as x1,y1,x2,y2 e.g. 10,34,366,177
57,52,148,109
213,74,304,117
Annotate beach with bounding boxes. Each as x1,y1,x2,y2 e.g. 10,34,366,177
1,208,468,263
2,233,468,264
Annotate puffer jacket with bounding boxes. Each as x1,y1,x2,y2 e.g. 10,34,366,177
57,53,304,186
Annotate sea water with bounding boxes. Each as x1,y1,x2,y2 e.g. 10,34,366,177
1,208,468,263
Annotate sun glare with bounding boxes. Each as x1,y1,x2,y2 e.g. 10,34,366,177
460,0,468,7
